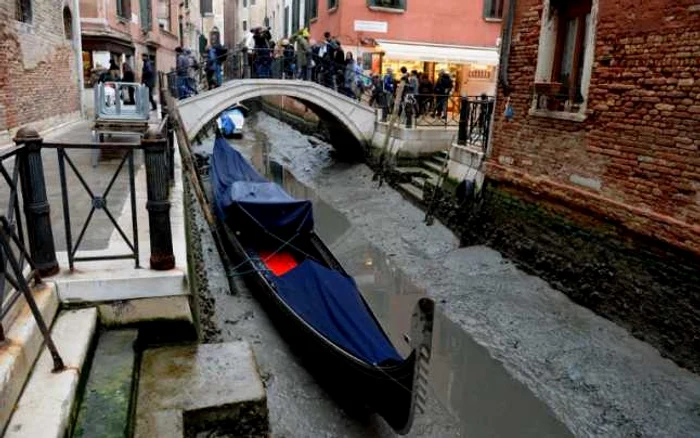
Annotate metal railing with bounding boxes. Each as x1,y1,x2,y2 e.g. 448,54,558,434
0,117,177,340
0,216,64,371
94,82,151,121
165,47,492,131
47,141,140,270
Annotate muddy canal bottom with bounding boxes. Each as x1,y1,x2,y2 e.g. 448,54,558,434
191,114,571,437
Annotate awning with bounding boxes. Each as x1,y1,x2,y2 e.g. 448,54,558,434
376,40,499,66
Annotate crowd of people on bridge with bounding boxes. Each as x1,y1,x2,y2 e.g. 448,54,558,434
167,27,461,123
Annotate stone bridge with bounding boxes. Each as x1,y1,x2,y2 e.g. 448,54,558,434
176,79,377,147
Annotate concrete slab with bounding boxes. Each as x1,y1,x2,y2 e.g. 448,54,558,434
98,296,193,327
52,263,186,303
72,330,138,438
0,282,59,432
5,308,98,438
134,342,268,438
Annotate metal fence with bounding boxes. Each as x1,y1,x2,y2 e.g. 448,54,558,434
0,115,177,342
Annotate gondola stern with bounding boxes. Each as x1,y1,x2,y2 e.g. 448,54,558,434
395,297,436,435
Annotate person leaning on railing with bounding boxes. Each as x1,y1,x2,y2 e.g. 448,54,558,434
433,70,453,120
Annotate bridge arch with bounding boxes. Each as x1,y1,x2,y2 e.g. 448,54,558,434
176,79,377,149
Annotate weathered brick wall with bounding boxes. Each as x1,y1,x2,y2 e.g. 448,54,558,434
489,0,700,254
0,1,80,133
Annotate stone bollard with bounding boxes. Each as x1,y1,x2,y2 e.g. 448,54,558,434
14,128,59,276
142,128,175,270
457,97,469,146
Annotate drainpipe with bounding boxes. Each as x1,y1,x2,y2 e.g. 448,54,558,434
72,0,87,118
481,0,516,175
498,0,516,96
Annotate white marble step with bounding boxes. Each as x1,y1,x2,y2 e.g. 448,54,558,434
5,308,98,438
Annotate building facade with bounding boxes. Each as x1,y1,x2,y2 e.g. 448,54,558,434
490,0,700,256
309,0,503,96
79,0,180,87
477,0,700,372
0,0,83,140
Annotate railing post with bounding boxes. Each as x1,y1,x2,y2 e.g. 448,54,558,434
167,118,175,183
14,128,59,276
142,128,175,270
457,97,469,146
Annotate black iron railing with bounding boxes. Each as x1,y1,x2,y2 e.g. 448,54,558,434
0,117,177,340
46,141,140,270
0,215,64,371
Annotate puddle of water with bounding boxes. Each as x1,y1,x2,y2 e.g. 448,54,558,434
194,129,571,437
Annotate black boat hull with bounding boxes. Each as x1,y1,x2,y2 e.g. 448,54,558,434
216,217,434,434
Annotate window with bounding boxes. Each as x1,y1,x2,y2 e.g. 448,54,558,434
328,0,338,10
201,0,212,14
157,0,171,31
292,0,300,33
308,0,318,19
116,0,130,19
251,0,256,5
483,0,503,20
16,0,32,22
242,20,247,31
533,0,595,117
284,6,289,37
242,0,247,7
367,0,404,10
63,7,73,39
141,0,152,30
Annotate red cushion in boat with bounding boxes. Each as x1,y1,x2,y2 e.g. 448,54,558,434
259,251,298,276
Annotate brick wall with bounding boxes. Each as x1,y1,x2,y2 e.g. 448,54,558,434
489,0,700,254
0,2,80,133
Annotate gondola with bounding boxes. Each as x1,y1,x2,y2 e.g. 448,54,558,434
217,103,249,138
209,136,435,434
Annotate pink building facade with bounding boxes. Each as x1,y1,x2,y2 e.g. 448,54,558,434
80,0,180,87
309,0,503,96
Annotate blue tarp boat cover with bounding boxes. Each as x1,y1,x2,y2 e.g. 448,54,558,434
212,136,401,365
273,259,402,365
212,137,314,237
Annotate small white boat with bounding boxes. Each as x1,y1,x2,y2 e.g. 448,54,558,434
217,104,249,138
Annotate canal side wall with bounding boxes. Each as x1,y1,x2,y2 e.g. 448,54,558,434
405,174,700,375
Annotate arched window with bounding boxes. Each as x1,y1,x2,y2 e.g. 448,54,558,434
63,7,73,39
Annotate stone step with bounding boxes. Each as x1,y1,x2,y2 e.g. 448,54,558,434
428,152,448,166
0,283,60,432
399,182,424,202
5,308,98,438
421,159,445,175
395,166,430,177
134,342,268,438
72,329,139,438
411,174,439,190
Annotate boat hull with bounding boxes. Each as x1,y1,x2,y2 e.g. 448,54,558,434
216,218,427,433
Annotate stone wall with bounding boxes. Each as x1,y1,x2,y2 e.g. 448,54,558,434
0,1,80,134
460,181,700,374
490,0,700,254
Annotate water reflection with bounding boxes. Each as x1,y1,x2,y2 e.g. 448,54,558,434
240,138,571,438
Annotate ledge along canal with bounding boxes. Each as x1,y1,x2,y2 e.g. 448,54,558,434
190,111,700,437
